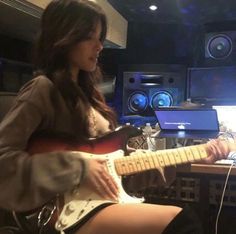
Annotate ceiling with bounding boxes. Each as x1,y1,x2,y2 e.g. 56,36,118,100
107,0,236,25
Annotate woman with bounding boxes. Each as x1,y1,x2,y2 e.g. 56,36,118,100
0,1,229,234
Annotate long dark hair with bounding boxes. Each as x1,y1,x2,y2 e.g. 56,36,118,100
33,0,117,137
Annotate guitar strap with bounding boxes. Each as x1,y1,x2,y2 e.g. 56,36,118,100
12,200,58,234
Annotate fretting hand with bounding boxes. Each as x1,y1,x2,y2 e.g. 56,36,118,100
203,139,232,164
82,158,119,200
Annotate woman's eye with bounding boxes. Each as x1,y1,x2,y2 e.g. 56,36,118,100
83,33,101,42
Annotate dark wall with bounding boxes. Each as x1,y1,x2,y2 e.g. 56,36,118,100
101,20,236,76
0,34,32,63
2,20,236,77
0,22,202,76
101,22,202,76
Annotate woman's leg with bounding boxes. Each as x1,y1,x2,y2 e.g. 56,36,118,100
75,203,182,234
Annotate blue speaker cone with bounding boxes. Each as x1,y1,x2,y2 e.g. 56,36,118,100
151,91,173,109
128,91,148,113
207,34,232,59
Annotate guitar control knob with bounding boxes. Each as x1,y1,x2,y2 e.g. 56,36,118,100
67,202,76,212
58,217,68,227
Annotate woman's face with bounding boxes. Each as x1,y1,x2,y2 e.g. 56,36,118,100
68,21,103,73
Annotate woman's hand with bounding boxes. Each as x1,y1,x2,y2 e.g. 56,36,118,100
203,139,231,164
82,158,119,200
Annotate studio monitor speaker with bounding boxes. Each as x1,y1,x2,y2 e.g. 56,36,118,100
114,64,186,126
205,31,236,66
122,69,186,117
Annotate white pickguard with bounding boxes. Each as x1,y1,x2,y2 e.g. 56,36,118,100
55,150,144,232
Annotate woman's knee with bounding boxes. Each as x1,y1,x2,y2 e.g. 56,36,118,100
169,205,182,218
158,205,182,224
162,205,204,234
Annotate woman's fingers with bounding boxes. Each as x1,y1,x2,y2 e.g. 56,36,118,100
216,140,230,158
205,139,230,163
99,163,119,199
88,158,119,200
97,174,118,200
211,139,229,158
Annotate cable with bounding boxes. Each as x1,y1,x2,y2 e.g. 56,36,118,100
215,161,234,234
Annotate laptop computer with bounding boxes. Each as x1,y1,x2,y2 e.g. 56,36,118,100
153,107,220,139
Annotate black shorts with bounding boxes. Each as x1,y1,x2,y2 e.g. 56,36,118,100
65,203,114,234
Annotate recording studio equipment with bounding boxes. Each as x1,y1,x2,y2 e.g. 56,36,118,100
123,72,179,114
205,31,236,66
123,71,185,115
117,64,186,126
187,66,236,106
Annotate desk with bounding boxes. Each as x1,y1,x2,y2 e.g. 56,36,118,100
178,163,236,175
145,163,236,234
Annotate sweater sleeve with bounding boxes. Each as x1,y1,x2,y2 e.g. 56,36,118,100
0,77,88,212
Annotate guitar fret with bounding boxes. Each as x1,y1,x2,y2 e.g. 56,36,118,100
177,151,183,163
167,151,176,165
189,147,196,161
190,146,200,161
180,148,188,162
147,151,156,169
135,151,145,171
135,154,142,172
197,145,208,159
176,149,185,164
143,152,153,170
184,147,195,162
162,151,171,166
120,162,127,175
115,159,123,175
115,159,122,175
124,156,140,174
140,155,148,170
131,157,139,172
157,152,166,167
170,149,182,164
144,157,151,169
152,152,161,168
134,151,147,172
120,159,129,175
135,161,142,172
126,158,135,174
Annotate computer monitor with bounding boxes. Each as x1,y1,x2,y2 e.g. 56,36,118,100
187,66,236,105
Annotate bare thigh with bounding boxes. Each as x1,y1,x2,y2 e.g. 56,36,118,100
75,203,182,234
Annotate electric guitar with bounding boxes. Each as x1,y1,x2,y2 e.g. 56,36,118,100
13,125,210,233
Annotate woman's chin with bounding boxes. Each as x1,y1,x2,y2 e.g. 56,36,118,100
87,65,97,72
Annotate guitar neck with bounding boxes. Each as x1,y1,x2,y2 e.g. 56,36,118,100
115,144,208,176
